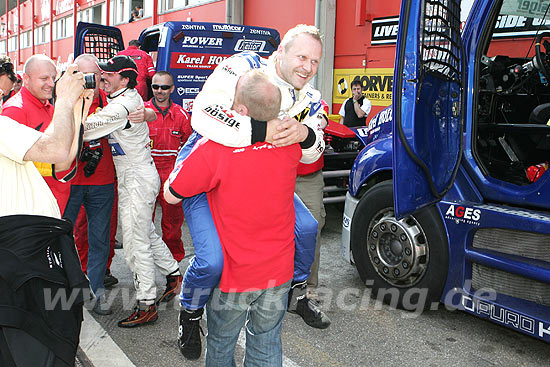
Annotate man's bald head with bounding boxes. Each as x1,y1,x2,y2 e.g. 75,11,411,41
24,54,56,76
75,54,101,97
23,54,57,103
234,70,281,121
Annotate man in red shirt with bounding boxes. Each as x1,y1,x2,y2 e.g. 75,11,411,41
117,39,155,101
144,71,192,262
2,54,73,214
63,54,116,315
165,70,297,365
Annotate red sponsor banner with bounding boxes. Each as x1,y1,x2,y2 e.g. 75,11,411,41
170,52,229,70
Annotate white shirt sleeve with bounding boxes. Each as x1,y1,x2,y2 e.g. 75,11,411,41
0,116,42,163
338,100,347,117
361,98,372,116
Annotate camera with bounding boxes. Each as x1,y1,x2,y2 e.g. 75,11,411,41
80,146,103,177
82,72,96,89
51,70,96,103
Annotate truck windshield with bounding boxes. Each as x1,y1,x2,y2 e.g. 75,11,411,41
501,0,550,19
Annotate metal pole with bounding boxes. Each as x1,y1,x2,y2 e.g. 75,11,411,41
153,0,158,26
17,0,20,66
6,0,8,60
106,0,110,26
49,0,53,59
32,0,35,55
74,0,77,35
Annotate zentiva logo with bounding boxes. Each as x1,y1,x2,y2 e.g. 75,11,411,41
170,53,229,70
444,204,482,225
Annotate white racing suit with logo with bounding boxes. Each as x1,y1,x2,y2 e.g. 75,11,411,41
83,88,179,302
176,51,325,309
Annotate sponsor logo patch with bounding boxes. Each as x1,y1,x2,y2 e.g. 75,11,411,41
182,36,223,48
181,24,206,31
171,53,229,70
343,214,351,229
234,39,267,53
249,28,271,35
203,105,240,129
212,24,244,32
444,204,481,225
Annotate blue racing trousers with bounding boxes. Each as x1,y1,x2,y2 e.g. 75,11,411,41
176,132,317,310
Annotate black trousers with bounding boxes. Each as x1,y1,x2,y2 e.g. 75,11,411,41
0,215,91,367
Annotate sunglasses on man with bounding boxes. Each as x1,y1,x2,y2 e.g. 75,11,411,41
151,84,172,90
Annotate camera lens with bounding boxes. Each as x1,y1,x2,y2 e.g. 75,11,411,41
83,73,96,90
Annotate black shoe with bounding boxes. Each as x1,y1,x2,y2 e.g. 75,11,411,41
287,280,330,329
293,297,331,329
104,271,119,289
178,308,204,360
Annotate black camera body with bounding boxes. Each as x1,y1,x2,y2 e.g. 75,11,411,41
82,73,96,90
80,146,103,177
52,70,96,103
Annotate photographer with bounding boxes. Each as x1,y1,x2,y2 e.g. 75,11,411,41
0,64,90,366
2,55,75,214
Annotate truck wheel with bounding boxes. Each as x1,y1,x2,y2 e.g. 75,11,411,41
350,181,448,310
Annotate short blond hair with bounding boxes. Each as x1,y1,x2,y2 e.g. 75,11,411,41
280,24,322,50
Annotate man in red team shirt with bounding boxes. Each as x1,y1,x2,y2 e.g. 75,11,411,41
165,70,297,366
144,71,191,262
2,54,73,214
63,54,116,315
117,39,155,101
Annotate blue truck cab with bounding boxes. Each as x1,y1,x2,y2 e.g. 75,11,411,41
342,0,550,342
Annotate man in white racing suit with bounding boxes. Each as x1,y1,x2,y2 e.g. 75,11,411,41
83,55,181,327
172,24,330,360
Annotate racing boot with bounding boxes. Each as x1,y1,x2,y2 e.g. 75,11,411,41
158,270,183,303
287,280,331,329
118,301,158,328
178,308,204,360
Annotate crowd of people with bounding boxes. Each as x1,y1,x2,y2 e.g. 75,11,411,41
0,23,375,366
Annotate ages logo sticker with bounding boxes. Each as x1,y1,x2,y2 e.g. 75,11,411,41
444,204,481,226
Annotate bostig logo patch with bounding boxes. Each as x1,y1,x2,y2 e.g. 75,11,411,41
203,105,240,129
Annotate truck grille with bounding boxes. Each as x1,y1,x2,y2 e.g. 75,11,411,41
473,228,550,262
472,263,550,306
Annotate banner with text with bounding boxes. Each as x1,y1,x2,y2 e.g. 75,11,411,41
333,68,394,107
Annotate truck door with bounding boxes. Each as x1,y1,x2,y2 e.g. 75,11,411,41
393,0,464,219
74,22,124,60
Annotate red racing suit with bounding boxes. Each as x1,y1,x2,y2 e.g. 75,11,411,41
145,99,192,262
117,45,155,101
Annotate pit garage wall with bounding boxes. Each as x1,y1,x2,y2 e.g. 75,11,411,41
1,0,401,123
333,0,400,119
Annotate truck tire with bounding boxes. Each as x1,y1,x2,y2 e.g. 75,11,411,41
350,181,448,311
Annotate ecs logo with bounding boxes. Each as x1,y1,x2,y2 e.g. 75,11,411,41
445,205,481,225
